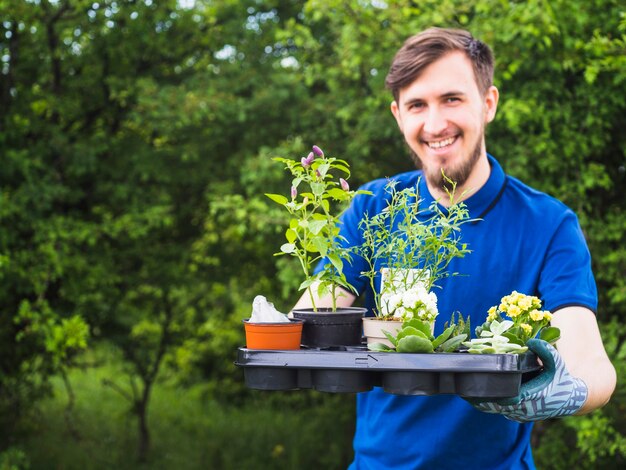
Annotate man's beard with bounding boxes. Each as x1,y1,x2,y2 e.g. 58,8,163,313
410,131,484,193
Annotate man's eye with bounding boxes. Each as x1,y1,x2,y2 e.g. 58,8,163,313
408,102,424,110
447,97,461,103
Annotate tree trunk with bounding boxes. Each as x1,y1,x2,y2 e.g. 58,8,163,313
136,388,151,463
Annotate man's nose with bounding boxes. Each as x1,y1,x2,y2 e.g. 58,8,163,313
423,106,447,136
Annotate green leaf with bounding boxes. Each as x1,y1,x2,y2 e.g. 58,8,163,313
502,331,525,346
439,334,467,352
396,335,434,353
402,318,433,340
308,219,327,235
311,236,328,256
432,325,454,349
299,278,316,290
396,326,428,342
327,254,343,273
468,346,496,354
316,162,330,176
332,164,351,175
368,342,394,352
285,228,297,244
310,182,325,196
326,188,349,200
539,326,561,344
316,282,330,299
265,193,289,205
490,319,514,336
382,329,398,347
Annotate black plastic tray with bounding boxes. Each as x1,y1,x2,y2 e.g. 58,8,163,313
236,347,541,398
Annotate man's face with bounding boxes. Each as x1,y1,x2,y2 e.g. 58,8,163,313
390,51,498,190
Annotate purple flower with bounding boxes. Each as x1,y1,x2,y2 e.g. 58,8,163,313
291,186,297,199
340,178,350,191
312,145,324,157
301,152,315,168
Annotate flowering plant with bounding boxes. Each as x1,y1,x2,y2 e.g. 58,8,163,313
464,291,561,354
266,145,371,311
379,270,439,322
357,177,471,323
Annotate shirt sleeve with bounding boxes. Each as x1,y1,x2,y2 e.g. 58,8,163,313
537,210,598,313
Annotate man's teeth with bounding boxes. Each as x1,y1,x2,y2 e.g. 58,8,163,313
427,137,455,149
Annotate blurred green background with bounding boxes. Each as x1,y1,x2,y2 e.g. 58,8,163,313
0,0,624,468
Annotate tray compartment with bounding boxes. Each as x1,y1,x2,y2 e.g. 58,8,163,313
456,372,522,398
244,367,298,391
312,369,374,393
382,372,438,395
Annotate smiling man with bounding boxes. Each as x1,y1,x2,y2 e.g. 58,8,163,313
388,42,497,200
294,27,616,469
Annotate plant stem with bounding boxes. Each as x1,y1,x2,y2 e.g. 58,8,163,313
308,286,317,312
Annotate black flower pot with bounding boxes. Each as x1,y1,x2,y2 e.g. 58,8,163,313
291,307,367,348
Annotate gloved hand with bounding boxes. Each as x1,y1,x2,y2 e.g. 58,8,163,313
468,339,588,422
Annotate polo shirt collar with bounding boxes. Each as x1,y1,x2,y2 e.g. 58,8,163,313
416,154,506,219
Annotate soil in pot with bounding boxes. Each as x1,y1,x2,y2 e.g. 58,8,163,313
291,307,366,348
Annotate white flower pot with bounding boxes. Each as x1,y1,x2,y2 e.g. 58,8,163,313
362,318,403,347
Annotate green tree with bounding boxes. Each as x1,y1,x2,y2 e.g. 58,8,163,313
1,0,624,467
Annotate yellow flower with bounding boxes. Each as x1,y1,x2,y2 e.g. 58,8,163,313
529,309,544,322
530,296,542,309
487,306,498,322
507,305,521,317
543,310,552,321
521,323,532,335
499,302,508,312
518,296,532,311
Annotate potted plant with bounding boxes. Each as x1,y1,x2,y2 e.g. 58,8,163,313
370,291,559,355
356,177,472,346
266,145,371,348
243,295,304,350
463,291,560,353
368,313,470,353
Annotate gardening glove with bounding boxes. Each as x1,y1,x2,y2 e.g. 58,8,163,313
468,339,588,422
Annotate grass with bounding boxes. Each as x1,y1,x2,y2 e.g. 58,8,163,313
16,348,356,470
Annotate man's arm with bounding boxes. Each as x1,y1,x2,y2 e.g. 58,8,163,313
291,281,357,310
551,306,616,413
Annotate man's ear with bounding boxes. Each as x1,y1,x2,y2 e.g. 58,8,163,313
390,100,404,132
484,86,499,123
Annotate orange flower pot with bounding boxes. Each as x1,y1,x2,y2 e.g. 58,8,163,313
243,319,304,350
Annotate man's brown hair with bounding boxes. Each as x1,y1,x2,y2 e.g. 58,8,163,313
385,27,494,102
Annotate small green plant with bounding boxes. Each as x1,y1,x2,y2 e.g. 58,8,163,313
266,145,371,311
368,313,470,353
463,291,561,354
357,176,472,322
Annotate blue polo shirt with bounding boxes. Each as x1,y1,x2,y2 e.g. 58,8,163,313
320,155,597,470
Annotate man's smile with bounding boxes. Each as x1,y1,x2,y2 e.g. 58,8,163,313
424,135,458,150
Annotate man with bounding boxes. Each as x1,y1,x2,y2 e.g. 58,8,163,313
293,27,616,469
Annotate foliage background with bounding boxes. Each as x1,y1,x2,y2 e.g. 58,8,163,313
0,0,624,468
